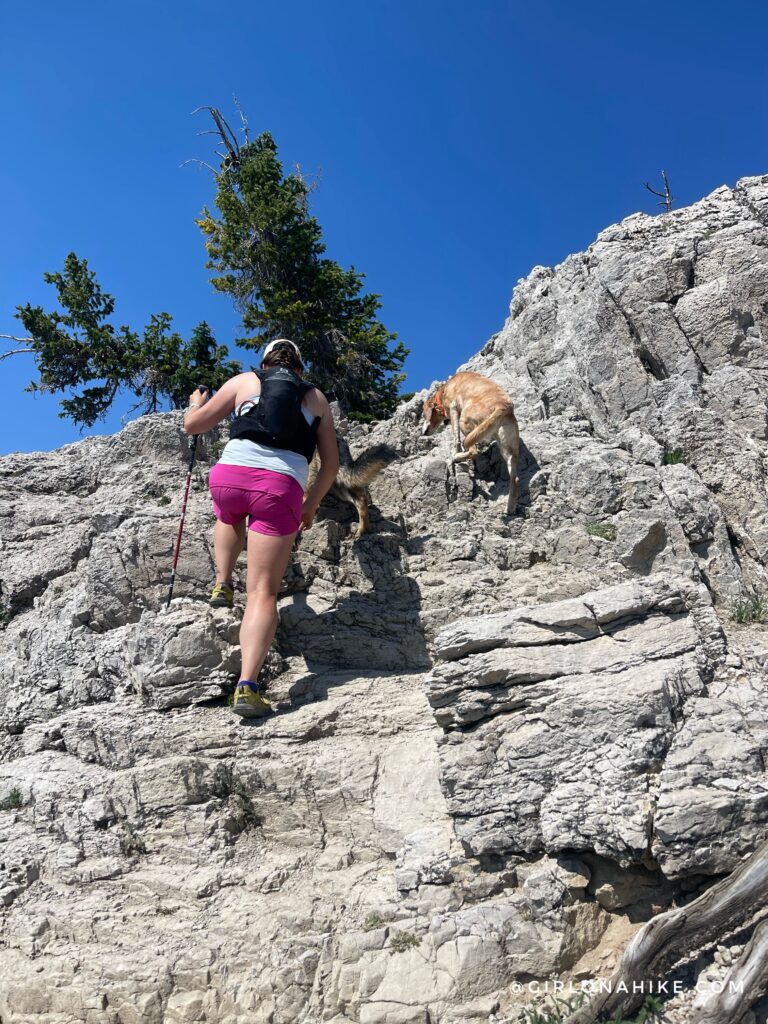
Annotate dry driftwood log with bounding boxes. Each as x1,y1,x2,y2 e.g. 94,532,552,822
692,916,768,1024
563,838,768,1024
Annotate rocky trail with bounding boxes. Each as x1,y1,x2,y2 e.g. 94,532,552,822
2,176,768,1023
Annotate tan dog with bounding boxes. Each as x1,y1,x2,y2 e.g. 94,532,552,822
422,371,520,514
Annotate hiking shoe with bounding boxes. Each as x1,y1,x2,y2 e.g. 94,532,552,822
231,681,273,719
210,582,234,608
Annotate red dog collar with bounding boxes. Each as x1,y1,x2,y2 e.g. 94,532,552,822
433,389,447,418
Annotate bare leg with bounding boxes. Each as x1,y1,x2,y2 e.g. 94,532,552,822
240,529,296,681
214,519,247,584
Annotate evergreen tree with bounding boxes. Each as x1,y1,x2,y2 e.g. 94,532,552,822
197,114,407,418
14,253,240,427
166,320,239,408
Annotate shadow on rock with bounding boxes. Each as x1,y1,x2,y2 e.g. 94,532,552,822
459,435,540,515
277,512,430,678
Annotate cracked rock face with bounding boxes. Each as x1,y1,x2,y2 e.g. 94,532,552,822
3,176,768,1023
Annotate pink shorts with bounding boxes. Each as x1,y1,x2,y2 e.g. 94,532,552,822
209,464,303,536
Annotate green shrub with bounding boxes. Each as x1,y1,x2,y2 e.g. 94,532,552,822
0,788,23,811
230,778,262,831
389,930,421,953
119,821,147,856
363,911,385,931
586,521,617,541
158,495,170,506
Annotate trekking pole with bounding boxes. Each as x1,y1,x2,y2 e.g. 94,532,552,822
166,387,208,609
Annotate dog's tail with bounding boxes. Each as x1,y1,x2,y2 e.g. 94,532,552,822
462,405,513,449
337,444,400,489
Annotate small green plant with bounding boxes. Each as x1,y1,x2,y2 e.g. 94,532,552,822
522,990,587,1023
230,778,262,831
522,991,662,1024
0,788,23,811
158,495,170,506
389,930,421,953
663,449,685,465
118,821,147,856
363,911,385,931
730,594,767,624
348,411,377,423
586,521,617,541
608,994,665,1023
522,1006,560,1024
634,994,664,1022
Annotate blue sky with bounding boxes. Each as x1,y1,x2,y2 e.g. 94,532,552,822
2,0,768,453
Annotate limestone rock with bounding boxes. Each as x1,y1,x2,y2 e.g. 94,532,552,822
4,175,768,1021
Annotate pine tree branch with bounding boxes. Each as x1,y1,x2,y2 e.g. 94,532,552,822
0,333,34,343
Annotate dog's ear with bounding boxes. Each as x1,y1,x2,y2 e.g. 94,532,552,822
422,396,439,435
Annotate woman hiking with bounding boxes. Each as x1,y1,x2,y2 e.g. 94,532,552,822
184,339,339,718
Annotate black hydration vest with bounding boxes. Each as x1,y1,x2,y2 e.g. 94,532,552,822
229,367,320,463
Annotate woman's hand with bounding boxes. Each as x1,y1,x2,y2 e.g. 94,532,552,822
299,500,318,533
183,378,239,435
189,387,209,408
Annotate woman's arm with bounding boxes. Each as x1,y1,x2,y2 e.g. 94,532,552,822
183,376,241,434
300,392,339,532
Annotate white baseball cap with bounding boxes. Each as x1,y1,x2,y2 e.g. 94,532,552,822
262,338,303,365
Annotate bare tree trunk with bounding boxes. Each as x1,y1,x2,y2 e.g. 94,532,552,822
563,839,768,1024
692,916,768,1024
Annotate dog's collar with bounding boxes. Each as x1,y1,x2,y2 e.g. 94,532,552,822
433,389,447,418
